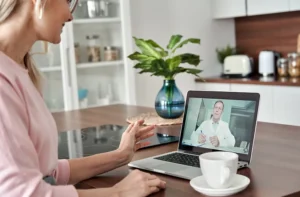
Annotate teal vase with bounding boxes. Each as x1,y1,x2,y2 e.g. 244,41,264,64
155,80,185,119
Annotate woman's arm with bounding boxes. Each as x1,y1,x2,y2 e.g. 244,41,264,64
68,121,155,184
68,149,128,184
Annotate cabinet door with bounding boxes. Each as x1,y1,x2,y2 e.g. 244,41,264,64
231,84,273,123
196,83,231,92
273,87,300,126
247,0,289,16
212,0,246,18
290,0,300,11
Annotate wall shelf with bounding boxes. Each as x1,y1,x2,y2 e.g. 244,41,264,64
76,60,123,69
73,17,121,24
40,66,62,72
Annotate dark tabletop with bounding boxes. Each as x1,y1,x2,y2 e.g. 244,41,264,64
53,104,300,197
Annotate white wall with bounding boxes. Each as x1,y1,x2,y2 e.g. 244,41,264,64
130,0,236,107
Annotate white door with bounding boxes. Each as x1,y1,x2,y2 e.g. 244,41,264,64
290,0,300,11
247,0,289,16
273,86,300,126
230,84,274,123
212,0,247,19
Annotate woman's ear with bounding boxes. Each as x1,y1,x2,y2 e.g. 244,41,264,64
32,0,47,19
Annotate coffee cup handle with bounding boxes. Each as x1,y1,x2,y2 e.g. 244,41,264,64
221,166,231,185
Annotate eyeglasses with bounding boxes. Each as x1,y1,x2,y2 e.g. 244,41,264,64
69,0,79,14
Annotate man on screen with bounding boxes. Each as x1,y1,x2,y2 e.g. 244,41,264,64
190,100,235,147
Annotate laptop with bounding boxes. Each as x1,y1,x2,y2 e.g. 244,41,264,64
128,90,260,180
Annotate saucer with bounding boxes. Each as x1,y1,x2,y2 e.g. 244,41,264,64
190,174,250,196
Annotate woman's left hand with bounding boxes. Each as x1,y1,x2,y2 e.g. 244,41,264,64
118,120,155,163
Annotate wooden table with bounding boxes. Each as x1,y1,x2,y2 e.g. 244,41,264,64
53,104,300,197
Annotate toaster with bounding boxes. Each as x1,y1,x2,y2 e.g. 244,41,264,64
223,55,253,78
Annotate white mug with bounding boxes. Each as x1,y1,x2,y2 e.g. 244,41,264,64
199,152,238,189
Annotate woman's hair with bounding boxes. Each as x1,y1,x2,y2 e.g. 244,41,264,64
0,0,43,92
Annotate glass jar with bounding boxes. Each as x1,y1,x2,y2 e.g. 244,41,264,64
104,46,119,61
74,43,80,64
86,35,101,62
288,52,300,77
277,58,288,77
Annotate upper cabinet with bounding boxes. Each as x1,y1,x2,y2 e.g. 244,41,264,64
212,0,300,19
290,0,300,11
212,0,247,19
247,0,290,16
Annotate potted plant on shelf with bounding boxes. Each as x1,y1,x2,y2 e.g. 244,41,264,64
128,34,202,119
216,44,238,66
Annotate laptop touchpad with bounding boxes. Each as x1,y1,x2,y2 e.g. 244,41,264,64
154,163,188,172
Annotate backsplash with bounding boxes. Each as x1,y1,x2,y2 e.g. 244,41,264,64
235,11,300,74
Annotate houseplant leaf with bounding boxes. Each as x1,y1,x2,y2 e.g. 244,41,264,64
172,38,201,53
166,56,182,72
133,37,161,59
146,40,168,57
167,35,183,50
175,53,201,66
128,52,156,62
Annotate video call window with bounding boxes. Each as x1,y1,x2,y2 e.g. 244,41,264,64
182,98,256,155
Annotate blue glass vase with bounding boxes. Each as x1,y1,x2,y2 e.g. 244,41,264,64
155,80,185,119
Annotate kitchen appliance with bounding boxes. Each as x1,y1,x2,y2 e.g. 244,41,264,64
259,50,281,77
222,55,253,78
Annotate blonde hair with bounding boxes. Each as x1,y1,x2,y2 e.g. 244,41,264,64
0,0,43,92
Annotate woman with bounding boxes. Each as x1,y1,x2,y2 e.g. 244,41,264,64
0,0,166,196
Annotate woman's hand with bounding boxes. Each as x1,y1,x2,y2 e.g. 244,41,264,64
118,120,155,163
114,170,166,197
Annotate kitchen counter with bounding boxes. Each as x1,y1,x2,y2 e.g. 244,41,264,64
195,76,300,87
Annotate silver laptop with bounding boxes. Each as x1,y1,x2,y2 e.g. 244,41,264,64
128,90,260,180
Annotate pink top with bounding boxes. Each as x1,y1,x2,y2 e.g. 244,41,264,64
0,51,78,196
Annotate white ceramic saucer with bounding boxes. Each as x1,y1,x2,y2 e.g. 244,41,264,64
190,174,250,196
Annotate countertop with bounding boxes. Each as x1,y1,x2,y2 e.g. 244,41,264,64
195,76,300,87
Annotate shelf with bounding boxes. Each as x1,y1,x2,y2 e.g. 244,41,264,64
73,17,121,24
40,66,62,72
76,60,123,69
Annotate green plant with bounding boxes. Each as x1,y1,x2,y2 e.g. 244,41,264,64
216,45,237,64
128,35,202,80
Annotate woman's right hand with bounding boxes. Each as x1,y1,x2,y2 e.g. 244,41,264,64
113,170,166,197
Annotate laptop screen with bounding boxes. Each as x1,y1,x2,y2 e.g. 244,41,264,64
181,97,257,155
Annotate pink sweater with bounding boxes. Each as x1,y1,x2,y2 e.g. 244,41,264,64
0,51,78,196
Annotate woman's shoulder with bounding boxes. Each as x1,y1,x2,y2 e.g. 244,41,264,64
0,51,28,80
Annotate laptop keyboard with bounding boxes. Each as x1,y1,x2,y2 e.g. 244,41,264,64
154,152,200,168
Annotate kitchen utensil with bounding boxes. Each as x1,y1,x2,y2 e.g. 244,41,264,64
104,46,119,61
87,0,110,18
222,55,253,78
288,52,300,77
277,58,288,77
86,35,101,62
259,50,281,77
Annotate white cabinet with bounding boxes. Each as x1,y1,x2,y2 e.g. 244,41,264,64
247,0,290,16
290,0,300,11
211,0,246,19
33,0,136,112
273,87,300,126
196,83,231,92
230,84,274,123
